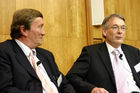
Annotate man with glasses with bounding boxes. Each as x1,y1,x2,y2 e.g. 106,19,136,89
66,14,140,93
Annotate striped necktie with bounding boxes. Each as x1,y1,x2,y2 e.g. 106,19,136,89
29,50,57,93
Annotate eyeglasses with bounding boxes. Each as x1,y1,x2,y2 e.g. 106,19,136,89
110,25,127,32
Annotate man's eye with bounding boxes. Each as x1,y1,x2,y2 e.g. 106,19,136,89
121,27,126,30
112,26,118,29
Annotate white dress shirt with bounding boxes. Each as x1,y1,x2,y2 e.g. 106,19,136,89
106,42,140,93
15,39,59,93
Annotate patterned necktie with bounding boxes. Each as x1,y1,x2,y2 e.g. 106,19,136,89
29,51,57,93
112,49,129,93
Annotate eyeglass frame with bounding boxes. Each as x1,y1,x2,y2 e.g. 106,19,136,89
108,24,127,32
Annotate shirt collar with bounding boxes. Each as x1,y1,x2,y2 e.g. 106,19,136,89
15,39,36,57
105,41,123,54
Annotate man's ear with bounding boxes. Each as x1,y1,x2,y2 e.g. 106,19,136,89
20,25,27,36
102,28,107,37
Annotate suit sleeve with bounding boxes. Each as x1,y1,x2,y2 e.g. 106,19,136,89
66,47,96,93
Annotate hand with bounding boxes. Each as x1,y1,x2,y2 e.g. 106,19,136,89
91,87,109,93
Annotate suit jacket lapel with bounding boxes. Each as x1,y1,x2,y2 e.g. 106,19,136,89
98,42,116,86
122,45,140,87
12,40,39,79
11,40,58,86
121,45,136,66
36,52,58,86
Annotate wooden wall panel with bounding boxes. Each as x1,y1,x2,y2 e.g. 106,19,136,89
16,0,42,10
115,0,140,49
41,0,87,74
0,0,87,74
2,0,140,74
0,0,15,38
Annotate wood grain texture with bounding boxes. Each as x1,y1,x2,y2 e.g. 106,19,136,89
1,0,140,74
0,0,87,74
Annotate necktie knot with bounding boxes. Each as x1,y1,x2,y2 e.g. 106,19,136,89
29,50,36,69
30,50,35,56
112,49,120,56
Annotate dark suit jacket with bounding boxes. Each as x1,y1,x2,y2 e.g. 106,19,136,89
66,42,140,93
0,40,75,93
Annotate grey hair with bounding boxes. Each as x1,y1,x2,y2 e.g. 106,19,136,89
102,14,125,30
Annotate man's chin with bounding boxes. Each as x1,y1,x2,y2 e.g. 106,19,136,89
37,42,42,47
117,39,123,43
116,42,123,46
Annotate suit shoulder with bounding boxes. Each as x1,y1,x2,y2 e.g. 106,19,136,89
122,44,140,54
122,44,139,50
80,43,104,55
0,40,13,50
84,43,104,50
36,47,53,56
